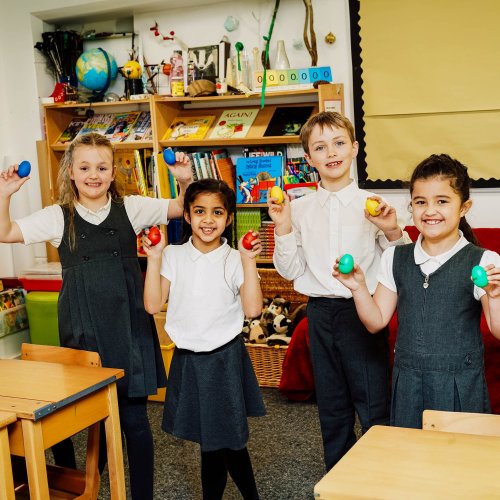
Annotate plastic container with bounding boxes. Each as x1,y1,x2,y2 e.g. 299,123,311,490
25,292,60,346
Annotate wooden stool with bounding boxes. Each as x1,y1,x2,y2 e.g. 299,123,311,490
15,343,103,499
0,411,16,500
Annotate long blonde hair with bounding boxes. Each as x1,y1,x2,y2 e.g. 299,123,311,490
56,132,123,251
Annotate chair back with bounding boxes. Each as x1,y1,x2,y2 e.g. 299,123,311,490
423,409,500,437
21,343,101,367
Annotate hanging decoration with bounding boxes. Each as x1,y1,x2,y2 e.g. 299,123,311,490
260,0,281,109
325,32,336,44
302,0,318,66
149,22,175,41
224,16,240,32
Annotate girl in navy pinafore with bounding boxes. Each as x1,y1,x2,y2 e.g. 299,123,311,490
1,132,193,499
333,154,500,429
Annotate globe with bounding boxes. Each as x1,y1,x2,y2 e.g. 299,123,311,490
76,48,118,92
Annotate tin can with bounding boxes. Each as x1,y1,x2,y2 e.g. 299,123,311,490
171,78,185,97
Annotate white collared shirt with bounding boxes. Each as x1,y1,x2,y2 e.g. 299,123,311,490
161,238,245,352
16,195,171,247
273,180,410,298
378,232,500,300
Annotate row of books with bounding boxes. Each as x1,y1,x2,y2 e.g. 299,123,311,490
185,149,235,191
56,111,152,144
163,105,315,142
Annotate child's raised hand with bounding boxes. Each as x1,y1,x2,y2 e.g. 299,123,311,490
238,231,262,259
484,264,500,298
332,258,366,291
167,151,193,185
267,189,292,233
364,196,402,240
142,227,166,258
0,164,30,198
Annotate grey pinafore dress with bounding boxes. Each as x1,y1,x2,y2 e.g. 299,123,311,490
57,202,167,397
392,243,490,429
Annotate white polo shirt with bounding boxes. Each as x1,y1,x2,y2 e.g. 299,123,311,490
273,180,411,298
161,238,245,352
378,232,500,300
16,195,171,246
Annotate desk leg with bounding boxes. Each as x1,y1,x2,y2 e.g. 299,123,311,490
0,426,15,500
105,383,126,500
21,419,50,500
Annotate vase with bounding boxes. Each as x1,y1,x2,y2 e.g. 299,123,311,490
274,40,290,70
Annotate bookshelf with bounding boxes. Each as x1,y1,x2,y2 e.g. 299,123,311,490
40,84,343,262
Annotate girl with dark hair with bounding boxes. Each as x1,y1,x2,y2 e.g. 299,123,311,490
143,178,265,500
334,153,500,428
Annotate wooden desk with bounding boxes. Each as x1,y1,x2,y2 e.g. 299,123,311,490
0,359,125,499
0,410,17,500
314,425,500,499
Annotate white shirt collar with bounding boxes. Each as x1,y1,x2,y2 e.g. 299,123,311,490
414,230,467,265
316,179,358,207
75,196,112,217
187,237,231,262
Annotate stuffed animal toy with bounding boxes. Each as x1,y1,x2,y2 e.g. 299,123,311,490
247,319,267,344
266,303,307,346
260,296,291,336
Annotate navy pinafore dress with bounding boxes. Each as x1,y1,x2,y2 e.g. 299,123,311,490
57,202,167,397
391,243,490,429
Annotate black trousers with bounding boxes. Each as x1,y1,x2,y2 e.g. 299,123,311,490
52,395,153,500
307,297,390,470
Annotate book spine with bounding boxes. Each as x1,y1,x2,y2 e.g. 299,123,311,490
191,152,203,179
133,150,148,196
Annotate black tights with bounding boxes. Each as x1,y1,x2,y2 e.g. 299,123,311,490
201,447,259,500
52,395,154,500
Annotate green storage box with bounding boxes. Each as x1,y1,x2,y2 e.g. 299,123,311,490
25,292,60,346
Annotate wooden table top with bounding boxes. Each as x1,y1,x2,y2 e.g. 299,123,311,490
0,359,123,420
314,425,500,499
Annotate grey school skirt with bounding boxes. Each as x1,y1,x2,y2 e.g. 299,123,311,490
162,334,266,451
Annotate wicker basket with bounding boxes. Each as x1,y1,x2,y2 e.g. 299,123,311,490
258,268,308,309
246,343,288,388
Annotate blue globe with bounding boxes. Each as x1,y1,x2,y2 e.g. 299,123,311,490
76,48,118,92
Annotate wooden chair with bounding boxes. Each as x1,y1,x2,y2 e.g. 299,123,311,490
16,343,102,499
423,409,500,437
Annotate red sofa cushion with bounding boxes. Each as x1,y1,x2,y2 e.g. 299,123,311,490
388,227,500,413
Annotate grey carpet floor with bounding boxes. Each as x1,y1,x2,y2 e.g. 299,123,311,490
66,388,361,499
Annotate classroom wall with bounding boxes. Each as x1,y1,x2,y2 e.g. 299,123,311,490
0,0,498,277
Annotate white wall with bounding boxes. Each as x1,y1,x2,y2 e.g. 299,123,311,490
0,0,498,277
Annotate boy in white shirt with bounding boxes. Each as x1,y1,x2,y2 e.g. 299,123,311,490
268,111,410,470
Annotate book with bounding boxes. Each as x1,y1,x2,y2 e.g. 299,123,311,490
236,155,283,204
211,149,235,191
105,112,141,142
56,117,87,144
163,115,216,141
208,108,259,140
188,41,230,83
76,113,115,137
263,106,314,137
123,111,152,142
115,149,139,195
133,150,148,196
242,146,287,158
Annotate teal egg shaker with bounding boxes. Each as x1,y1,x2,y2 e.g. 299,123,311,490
471,265,488,288
338,254,354,274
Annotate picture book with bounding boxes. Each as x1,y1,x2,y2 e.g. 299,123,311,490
163,115,216,141
124,111,152,142
56,116,87,144
236,155,283,204
105,112,141,142
212,149,235,191
115,149,139,195
208,108,259,140
188,41,230,83
76,113,115,137
242,146,287,158
263,106,314,137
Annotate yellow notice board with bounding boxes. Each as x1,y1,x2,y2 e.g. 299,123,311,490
357,0,500,183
